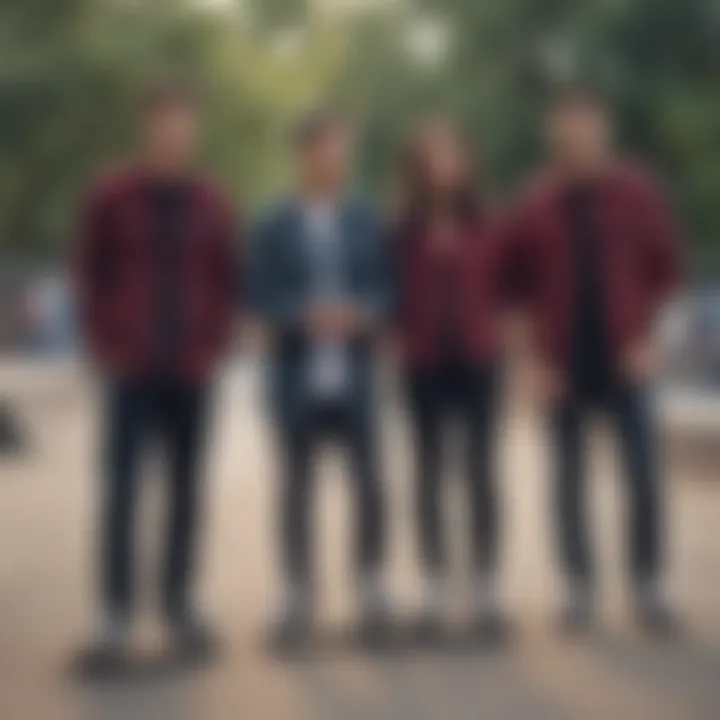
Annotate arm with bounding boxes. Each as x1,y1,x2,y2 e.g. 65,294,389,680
352,211,394,326
640,179,683,312
208,200,241,357
496,203,539,311
387,221,407,330
619,179,683,382
247,212,305,330
72,183,115,366
497,202,564,404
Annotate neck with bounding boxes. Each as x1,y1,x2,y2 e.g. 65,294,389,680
420,194,472,231
298,178,343,205
430,193,462,218
555,153,611,184
141,151,193,181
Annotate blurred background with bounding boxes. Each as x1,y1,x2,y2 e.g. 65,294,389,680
2,0,720,376
1,1,720,719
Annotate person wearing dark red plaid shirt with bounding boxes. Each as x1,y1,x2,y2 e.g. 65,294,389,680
506,85,682,636
74,80,239,667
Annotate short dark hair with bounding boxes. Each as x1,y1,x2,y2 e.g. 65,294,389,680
290,106,348,151
141,76,200,117
548,82,608,115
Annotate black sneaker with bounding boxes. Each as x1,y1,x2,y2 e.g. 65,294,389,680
267,610,314,656
559,586,594,636
636,599,680,639
469,608,511,648
168,608,220,662
411,610,445,648
74,615,131,678
357,605,394,652
355,575,394,651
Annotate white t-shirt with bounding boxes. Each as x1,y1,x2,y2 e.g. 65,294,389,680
302,202,349,400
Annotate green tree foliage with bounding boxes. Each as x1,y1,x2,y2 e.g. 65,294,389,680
0,0,719,272
0,0,339,253
327,0,720,271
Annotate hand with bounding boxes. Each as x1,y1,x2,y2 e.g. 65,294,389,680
241,316,269,351
304,304,367,340
621,340,656,383
382,330,401,358
303,304,333,339
329,304,368,336
529,360,564,408
500,313,531,352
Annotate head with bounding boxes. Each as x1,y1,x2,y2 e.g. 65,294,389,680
291,108,354,196
399,117,478,224
140,79,202,173
545,84,613,174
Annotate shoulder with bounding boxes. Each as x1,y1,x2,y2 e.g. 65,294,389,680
609,162,668,203
344,195,382,226
345,198,388,252
500,171,560,237
477,214,506,247
84,165,141,210
251,197,296,235
192,176,238,223
386,213,416,247
513,169,561,215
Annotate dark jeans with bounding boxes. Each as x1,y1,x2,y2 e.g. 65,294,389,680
279,400,384,587
551,381,663,587
406,363,500,575
101,377,209,619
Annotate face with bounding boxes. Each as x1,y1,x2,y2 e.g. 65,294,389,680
144,103,201,168
420,128,469,195
547,101,611,169
297,125,354,191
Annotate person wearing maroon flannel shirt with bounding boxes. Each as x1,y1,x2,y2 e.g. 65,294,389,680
75,80,238,666
392,118,515,646
506,85,681,636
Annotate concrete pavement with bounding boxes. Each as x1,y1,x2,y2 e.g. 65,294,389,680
1,362,719,719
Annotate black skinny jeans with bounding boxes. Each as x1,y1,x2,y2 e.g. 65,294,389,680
406,363,500,575
101,377,209,619
551,381,663,587
279,401,384,587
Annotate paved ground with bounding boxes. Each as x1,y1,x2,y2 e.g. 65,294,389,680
1,360,719,719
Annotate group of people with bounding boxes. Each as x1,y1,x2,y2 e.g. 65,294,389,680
75,78,681,664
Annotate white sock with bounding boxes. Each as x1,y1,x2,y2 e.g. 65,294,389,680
359,570,388,613
567,579,592,611
97,612,130,644
422,572,448,615
637,578,667,609
277,581,312,622
473,573,499,615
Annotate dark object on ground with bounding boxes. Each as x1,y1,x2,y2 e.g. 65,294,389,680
0,401,26,456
